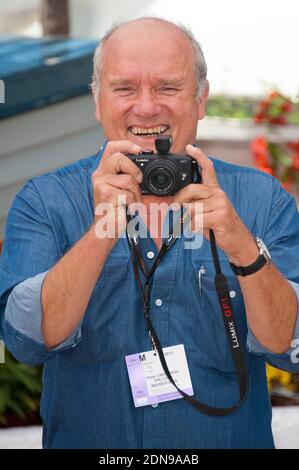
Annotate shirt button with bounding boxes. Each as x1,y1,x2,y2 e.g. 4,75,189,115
229,290,237,298
155,299,163,307
152,403,159,408
147,251,155,259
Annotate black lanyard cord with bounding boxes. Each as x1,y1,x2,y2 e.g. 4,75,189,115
126,210,249,416
210,229,222,275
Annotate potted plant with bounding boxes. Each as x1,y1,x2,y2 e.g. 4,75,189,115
250,91,299,403
0,350,42,427
251,91,299,194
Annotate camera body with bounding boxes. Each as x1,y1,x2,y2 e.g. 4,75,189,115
126,135,200,196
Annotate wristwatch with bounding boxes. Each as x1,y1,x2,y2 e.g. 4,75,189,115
229,238,271,276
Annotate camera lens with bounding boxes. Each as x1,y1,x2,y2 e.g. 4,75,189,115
154,171,168,187
149,167,173,194
144,160,179,196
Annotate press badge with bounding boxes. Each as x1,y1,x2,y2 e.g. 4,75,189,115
125,344,194,407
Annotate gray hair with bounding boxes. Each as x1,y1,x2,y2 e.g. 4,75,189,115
92,17,208,100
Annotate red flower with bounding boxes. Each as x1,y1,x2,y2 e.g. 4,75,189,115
281,101,293,113
252,92,298,194
268,116,287,125
254,112,266,123
251,136,269,164
269,91,280,100
291,153,299,171
288,141,299,154
253,90,293,126
251,137,274,175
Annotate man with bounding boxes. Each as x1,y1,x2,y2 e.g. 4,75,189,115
0,17,299,449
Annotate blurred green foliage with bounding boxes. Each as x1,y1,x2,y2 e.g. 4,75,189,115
0,350,42,425
206,94,299,123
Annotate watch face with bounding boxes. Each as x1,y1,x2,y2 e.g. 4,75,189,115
256,238,271,260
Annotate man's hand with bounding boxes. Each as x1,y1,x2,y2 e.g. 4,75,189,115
173,144,258,266
91,141,143,240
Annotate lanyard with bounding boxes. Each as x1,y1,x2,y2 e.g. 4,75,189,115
126,211,248,417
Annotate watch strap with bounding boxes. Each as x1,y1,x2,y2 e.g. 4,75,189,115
229,253,268,276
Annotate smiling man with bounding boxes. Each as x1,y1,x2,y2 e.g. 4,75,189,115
92,19,207,152
1,17,299,449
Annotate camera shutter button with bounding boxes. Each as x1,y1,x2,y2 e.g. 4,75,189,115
142,150,154,155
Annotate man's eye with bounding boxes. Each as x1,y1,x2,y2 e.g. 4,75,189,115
159,87,178,94
114,88,134,93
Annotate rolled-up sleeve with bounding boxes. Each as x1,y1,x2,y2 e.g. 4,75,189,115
3,271,82,365
0,179,81,366
247,281,299,372
246,179,299,372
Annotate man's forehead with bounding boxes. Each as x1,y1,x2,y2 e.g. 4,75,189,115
99,20,196,85
103,19,191,53
101,61,191,86
101,26,194,79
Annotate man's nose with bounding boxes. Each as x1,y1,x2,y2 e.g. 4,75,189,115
132,91,161,117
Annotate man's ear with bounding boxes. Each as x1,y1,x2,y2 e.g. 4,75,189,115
197,79,209,120
91,81,101,123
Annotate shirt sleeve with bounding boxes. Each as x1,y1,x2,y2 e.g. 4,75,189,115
0,179,81,366
3,271,82,361
246,178,299,372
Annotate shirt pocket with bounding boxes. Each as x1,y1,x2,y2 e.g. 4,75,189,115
61,254,132,364
99,253,130,279
190,256,247,373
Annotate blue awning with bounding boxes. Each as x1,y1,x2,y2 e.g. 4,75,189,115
0,36,98,119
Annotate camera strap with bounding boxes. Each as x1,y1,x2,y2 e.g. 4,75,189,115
125,209,248,416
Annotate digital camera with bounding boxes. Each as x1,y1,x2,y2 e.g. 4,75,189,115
127,135,200,196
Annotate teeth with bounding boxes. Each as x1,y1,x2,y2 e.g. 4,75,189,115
130,125,168,135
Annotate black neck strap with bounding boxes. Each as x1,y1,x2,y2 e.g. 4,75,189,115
126,209,248,416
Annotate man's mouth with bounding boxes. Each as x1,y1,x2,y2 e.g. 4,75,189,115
128,125,169,137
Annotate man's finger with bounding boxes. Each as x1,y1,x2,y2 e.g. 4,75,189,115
103,174,143,203
95,152,143,183
93,141,142,178
186,144,219,188
172,183,213,205
101,140,141,163
186,199,217,218
113,153,144,183
94,186,138,209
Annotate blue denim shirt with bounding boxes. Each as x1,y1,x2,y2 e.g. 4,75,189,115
1,146,299,449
